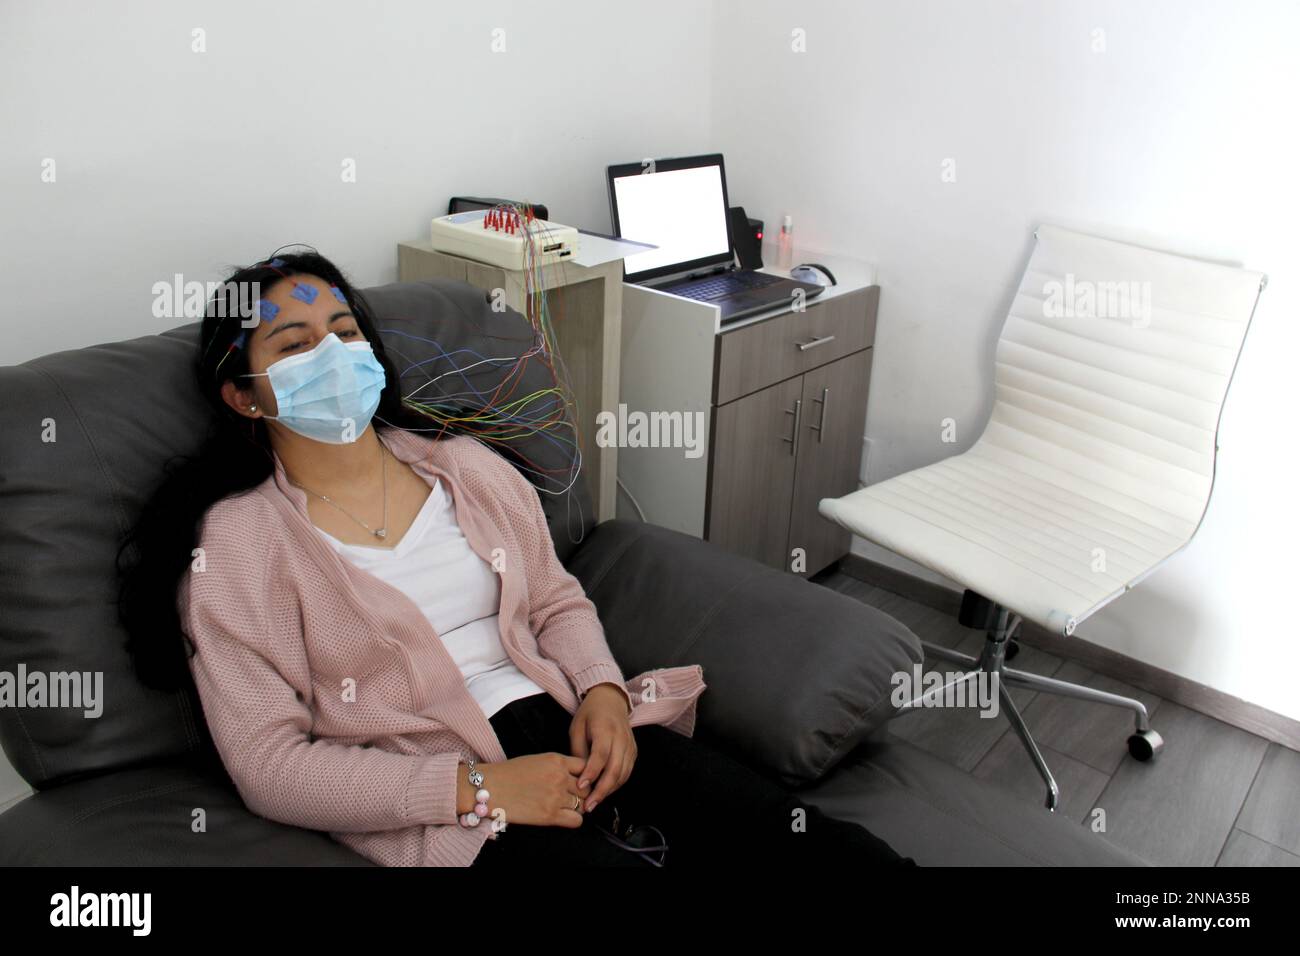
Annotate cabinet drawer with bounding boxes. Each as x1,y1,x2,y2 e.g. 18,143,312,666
714,285,877,405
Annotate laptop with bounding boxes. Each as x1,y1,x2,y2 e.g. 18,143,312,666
606,153,825,324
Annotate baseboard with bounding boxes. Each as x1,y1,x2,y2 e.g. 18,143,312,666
836,553,1300,753
0,787,32,816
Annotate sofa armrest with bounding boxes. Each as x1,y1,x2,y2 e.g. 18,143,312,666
565,519,923,787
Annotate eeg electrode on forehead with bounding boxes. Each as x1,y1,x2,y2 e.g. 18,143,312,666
210,257,351,379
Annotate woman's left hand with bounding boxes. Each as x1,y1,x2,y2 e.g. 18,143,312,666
569,682,636,813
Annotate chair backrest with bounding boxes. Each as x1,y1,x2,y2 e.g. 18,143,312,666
980,223,1266,549
0,277,593,790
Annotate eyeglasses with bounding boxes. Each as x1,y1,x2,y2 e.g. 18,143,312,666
597,805,669,867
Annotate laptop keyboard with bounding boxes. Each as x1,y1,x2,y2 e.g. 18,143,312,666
670,270,784,301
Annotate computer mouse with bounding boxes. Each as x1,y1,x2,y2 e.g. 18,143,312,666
790,263,837,286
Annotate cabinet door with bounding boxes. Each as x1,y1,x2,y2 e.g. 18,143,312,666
789,348,874,576
706,375,805,569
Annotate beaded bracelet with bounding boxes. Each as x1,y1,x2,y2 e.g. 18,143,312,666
459,758,506,838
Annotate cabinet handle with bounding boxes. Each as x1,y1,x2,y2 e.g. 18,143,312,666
782,399,803,457
809,387,830,443
797,334,836,352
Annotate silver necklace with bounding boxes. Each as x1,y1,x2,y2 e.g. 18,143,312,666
289,442,389,539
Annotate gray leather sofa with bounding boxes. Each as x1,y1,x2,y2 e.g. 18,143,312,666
0,278,1143,866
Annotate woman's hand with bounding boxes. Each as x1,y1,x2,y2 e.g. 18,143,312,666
569,682,636,813
472,754,590,828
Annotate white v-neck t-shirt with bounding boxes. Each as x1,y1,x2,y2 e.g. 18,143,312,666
316,477,546,720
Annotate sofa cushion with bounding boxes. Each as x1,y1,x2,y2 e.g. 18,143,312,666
795,732,1147,865
565,519,925,787
0,754,374,865
0,326,211,788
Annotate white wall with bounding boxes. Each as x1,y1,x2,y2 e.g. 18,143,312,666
710,0,1300,721
0,0,713,808
0,0,713,363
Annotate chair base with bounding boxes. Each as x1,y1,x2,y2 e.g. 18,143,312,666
891,600,1163,812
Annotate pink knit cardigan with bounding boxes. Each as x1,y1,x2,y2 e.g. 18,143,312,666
178,426,707,866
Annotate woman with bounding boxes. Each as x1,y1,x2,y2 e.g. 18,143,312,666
116,249,915,868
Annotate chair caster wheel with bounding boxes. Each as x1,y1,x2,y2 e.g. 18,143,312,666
1005,640,1021,662
1127,729,1163,761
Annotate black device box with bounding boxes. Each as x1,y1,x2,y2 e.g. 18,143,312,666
729,205,763,269
448,196,550,220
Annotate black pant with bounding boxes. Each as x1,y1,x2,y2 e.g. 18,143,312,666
470,691,916,868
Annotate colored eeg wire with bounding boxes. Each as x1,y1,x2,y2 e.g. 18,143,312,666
519,210,588,488
378,202,588,514
493,202,586,493
383,330,584,498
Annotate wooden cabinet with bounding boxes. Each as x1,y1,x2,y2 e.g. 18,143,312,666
705,286,877,576
617,265,878,578
788,348,874,575
707,375,804,569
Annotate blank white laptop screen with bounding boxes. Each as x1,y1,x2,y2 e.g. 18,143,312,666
612,164,731,278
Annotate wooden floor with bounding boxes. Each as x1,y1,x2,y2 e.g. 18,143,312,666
818,570,1300,867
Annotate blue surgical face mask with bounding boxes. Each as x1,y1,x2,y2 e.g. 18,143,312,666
246,332,387,443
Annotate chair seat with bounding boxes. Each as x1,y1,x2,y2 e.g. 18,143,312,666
820,431,1195,636
820,224,1266,636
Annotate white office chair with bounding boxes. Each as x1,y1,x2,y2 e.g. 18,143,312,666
819,224,1266,810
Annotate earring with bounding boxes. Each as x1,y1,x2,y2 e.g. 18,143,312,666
249,404,258,413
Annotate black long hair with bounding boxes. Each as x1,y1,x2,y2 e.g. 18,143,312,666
115,249,448,692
